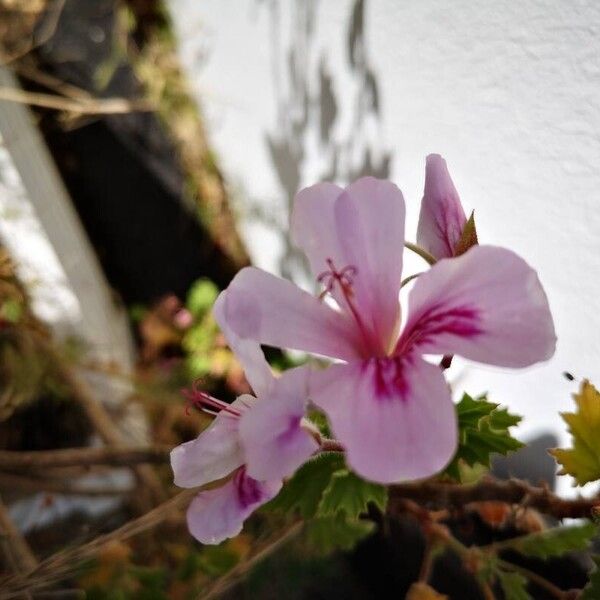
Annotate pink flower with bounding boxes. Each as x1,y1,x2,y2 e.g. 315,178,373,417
222,176,556,484
417,154,468,259
170,291,317,544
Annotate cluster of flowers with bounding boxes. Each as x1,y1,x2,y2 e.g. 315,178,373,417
171,155,556,544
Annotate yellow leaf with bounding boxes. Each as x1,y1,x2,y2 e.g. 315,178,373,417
550,380,600,485
406,582,448,600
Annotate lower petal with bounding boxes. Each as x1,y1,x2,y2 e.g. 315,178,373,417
239,367,319,480
186,469,282,544
309,357,457,484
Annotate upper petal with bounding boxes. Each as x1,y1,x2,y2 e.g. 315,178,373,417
224,267,362,361
213,290,274,397
186,468,282,544
396,245,556,367
309,356,457,483
334,178,406,353
239,366,318,481
291,182,345,281
417,154,467,259
170,395,254,488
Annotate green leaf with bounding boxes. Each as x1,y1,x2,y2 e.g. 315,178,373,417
550,380,600,485
1,299,22,324
496,570,531,600
186,279,219,317
265,453,345,519
581,555,600,599
445,393,524,481
510,523,597,559
196,544,240,577
305,514,374,555
318,469,387,519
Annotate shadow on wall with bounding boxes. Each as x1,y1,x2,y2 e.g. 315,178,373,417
256,0,393,280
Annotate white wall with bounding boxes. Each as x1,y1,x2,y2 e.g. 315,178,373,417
170,0,600,490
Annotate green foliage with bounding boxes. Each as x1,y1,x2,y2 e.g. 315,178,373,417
266,452,384,556
444,393,524,481
182,279,221,379
581,556,600,599
1,298,22,323
186,279,219,318
496,570,531,600
195,544,241,577
550,380,600,485
307,409,331,438
305,515,375,555
266,453,344,519
508,522,598,559
318,470,387,518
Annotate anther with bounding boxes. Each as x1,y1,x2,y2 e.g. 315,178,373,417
183,381,241,417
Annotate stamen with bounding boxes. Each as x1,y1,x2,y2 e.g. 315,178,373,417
183,380,241,418
317,258,377,354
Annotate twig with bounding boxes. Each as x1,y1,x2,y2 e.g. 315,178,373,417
0,446,170,470
15,63,94,101
199,522,303,600
45,342,166,506
388,477,600,520
0,489,197,599
0,87,153,114
0,472,132,497
0,494,37,573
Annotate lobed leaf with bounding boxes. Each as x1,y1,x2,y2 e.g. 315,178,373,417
318,469,388,519
550,380,600,485
304,514,374,555
265,453,344,519
445,393,524,481
509,522,597,559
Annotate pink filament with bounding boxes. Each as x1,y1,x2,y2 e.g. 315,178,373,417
183,382,241,418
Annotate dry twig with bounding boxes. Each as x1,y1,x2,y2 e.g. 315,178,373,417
0,87,153,114
0,446,169,470
0,489,196,599
389,477,600,520
0,494,37,573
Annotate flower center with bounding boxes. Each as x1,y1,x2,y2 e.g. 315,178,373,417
182,382,241,418
364,356,411,402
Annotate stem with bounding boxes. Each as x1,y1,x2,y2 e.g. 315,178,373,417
404,242,437,266
401,272,423,288
439,355,453,370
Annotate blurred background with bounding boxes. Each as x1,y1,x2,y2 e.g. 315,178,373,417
0,0,598,598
